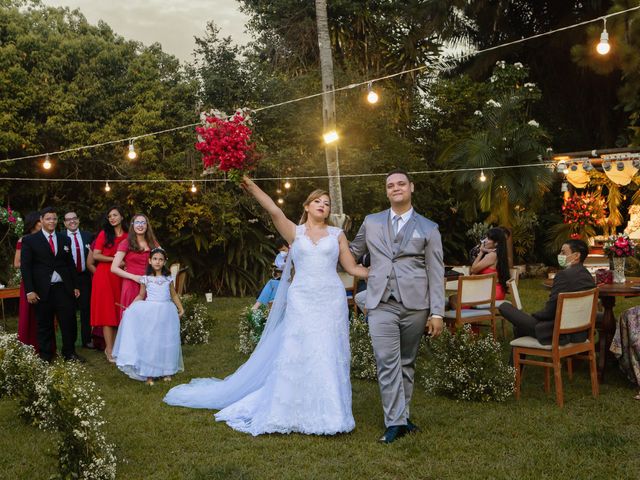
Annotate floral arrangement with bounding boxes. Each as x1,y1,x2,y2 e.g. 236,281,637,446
0,333,116,480
180,295,214,345
238,305,269,355
0,206,24,237
561,193,606,234
349,313,378,380
195,108,256,183
604,233,636,258
422,325,515,402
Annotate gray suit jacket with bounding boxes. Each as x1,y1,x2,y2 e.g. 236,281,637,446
350,209,445,315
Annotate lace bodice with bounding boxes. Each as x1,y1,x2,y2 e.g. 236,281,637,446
290,225,342,282
140,275,172,302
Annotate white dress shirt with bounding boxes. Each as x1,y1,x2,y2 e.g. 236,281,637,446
389,207,414,235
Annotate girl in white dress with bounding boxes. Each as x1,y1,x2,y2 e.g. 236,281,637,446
164,177,369,435
113,247,184,385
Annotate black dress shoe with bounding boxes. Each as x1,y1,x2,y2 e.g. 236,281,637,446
64,353,86,363
378,425,407,444
406,419,420,434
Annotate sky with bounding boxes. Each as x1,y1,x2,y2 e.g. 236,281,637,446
40,0,251,62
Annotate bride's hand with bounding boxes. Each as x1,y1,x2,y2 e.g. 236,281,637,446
240,175,254,192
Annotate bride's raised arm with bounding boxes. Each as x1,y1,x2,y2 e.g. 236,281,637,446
241,176,297,244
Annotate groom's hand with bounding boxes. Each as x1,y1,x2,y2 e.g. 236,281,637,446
426,315,444,337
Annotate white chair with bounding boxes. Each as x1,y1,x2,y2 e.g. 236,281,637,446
510,288,599,407
444,273,497,337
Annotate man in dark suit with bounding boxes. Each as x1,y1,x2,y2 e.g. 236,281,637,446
499,239,595,345
21,206,82,362
63,210,95,349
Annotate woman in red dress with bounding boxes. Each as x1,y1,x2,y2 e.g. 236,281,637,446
111,214,159,319
90,206,128,362
14,211,42,350
470,227,510,300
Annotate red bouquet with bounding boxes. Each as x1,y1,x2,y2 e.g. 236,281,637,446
561,193,606,233
195,109,256,183
604,234,636,257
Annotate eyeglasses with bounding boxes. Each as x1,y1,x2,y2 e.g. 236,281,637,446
64,217,78,222
133,220,147,226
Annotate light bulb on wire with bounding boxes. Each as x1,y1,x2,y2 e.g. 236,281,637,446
277,198,284,205
104,181,111,192
284,180,291,189
479,169,486,182
596,18,610,55
127,140,137,160
190,181,197,193
366,82,379,104
42,154,52,170
323,130,339,144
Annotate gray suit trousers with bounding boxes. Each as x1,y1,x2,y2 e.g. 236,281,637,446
368,299,428,426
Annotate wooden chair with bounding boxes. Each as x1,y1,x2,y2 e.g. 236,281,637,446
169,263,187,296
444,273,497,337
445,265,470,290
510,288,599,408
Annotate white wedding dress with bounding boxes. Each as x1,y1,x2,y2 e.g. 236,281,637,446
164,225,354,435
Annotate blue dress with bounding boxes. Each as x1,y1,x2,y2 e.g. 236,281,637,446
112,275,184,381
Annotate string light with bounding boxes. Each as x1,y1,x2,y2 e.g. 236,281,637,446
366,82,379,104
323,130,339,144
276,188,282,194
596,18,610,55
284,180,291,189
479,169,486,182
127,140,137,160
42,155,52,170
277,198,284,205
190,181,197,193
104,181,111,192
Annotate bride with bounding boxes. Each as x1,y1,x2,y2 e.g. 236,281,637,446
164,177,369,435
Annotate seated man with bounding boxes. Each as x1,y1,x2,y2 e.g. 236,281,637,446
499,239,595,345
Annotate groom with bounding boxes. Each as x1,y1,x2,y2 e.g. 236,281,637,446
350,169,445,444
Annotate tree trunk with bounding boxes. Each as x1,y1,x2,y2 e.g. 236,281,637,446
315,0,345,224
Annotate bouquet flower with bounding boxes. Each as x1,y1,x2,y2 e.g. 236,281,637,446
195,108,257,183
604,233,636,257
561,193,606,230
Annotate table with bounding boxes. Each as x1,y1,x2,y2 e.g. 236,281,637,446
0,286,21,328
543,277,640,381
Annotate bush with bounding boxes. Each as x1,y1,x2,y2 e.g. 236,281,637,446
237,305,268,355
349,313,378,380
180,295,215,345
0,333,117,480
423,325,515,402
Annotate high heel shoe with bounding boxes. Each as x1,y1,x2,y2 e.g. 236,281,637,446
104,350,115,363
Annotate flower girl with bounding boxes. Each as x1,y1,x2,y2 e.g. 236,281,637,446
112,247,184,385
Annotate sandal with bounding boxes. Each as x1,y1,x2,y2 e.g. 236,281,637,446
634,393,640,400
163,376,172,382
145,378,154,386
105,350,115,363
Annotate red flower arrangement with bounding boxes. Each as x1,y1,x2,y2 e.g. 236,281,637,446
604,234,636,258
561,193,607,234
195,109,257,183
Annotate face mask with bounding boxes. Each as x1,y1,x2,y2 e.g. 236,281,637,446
557,254,568,268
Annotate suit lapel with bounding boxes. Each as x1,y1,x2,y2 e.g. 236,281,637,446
379,210,394,255
37,231,55,258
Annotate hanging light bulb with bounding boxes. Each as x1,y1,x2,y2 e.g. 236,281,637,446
277,198,284,205
366,82,379,104
276,188,282,195
284,180,291,189
479,169,486,182
323,130,339,144
42,154,52,170
104,181,111,192
190,181,197,193
127,139,137,160
561,181,569,192
596,18,610,55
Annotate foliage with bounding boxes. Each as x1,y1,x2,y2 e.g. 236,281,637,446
349,313,377,381
561,192,607,238
510,209,539,264
237,305,269,355
180,295,215,345
0,333,116,479
423,325,515,402
466,222,489,244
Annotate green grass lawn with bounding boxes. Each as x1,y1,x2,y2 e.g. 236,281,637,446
1,279,639,479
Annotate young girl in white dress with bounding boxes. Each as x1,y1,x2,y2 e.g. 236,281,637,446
113,247,184,385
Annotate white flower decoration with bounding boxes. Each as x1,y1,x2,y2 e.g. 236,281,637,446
486,99,501,108
514,62,524,69
528,120,539,128
474,110,483,116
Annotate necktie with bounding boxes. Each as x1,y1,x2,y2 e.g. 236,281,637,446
48,234,55,254
73,232,82,272
392,215,401,237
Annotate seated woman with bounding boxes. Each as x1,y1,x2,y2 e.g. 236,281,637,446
449,227,510,309
610,305,640,400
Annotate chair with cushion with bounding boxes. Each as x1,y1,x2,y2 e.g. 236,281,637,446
444,273,497,337
510,288,599,407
